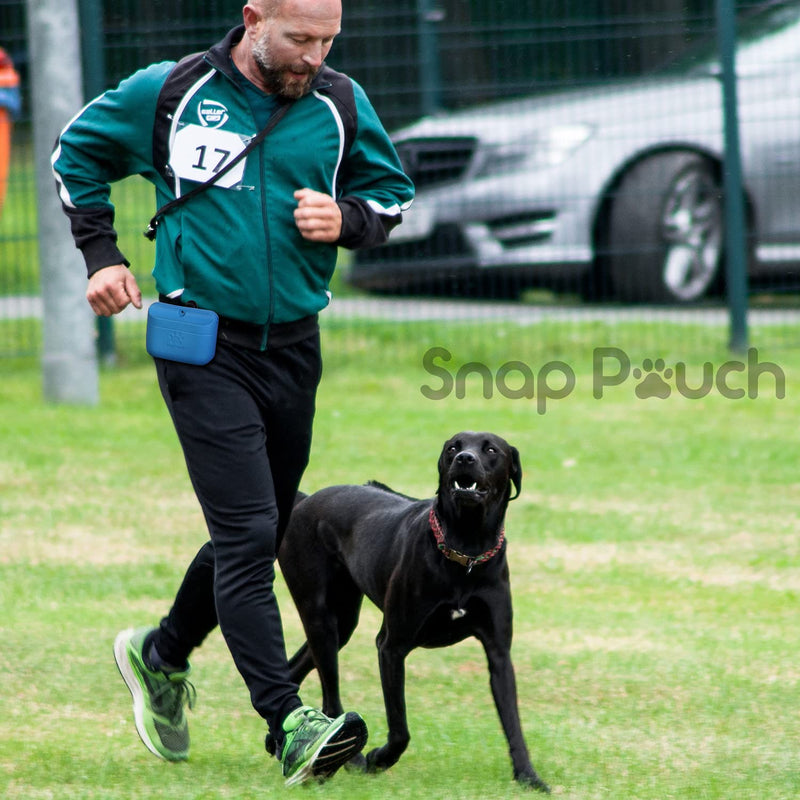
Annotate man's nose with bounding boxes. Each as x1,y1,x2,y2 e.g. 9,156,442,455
302,43,324,67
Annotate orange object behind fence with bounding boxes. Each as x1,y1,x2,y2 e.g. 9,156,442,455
0,48,21,217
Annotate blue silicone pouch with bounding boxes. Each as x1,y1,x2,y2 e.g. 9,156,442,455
146,302,219,365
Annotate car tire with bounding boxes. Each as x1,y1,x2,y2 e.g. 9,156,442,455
605,151,724,303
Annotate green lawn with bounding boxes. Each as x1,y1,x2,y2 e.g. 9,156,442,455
2,319,799,799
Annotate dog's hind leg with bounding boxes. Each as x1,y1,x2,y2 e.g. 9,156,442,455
287,642,316,685
297,574,370,772
310,582,363,716
284,599,363,703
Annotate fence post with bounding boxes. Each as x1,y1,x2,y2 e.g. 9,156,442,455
417,0,444,116
78,0,116,365
715,0,748,353
27,0,99,404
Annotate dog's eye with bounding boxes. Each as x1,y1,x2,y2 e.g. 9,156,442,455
486,446,497,454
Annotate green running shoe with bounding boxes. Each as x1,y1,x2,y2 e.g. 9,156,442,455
279,706,368,786
113,627,196,761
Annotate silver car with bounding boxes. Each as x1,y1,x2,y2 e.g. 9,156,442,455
349,1,800,303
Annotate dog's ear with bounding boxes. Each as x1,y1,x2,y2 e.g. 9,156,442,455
508,445,522,501
437,440,451,485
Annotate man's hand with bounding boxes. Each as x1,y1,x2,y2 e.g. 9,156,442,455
293,188,342,243
86,264,143,316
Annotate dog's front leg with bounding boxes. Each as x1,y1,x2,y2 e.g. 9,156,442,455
364,626,411,773
481,636,550,793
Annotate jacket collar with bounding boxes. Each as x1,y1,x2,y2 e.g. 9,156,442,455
205,25,246,80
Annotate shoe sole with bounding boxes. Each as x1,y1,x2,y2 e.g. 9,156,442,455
284,712,368,787
113,628,183,762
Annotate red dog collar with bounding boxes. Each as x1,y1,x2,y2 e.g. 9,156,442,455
429,507,505,573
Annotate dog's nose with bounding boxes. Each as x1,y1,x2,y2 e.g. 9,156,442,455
455,451,476,465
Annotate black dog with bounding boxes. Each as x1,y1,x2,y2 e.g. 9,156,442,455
277,431,549,792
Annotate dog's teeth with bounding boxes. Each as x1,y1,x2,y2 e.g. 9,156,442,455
469,482,477,491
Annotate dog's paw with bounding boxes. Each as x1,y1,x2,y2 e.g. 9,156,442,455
344,752,368,773
364,747,390,773
515,770,551,793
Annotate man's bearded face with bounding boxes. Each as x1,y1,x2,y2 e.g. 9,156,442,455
251,29,319,99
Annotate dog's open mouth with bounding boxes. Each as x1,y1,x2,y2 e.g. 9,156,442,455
450,474,488,500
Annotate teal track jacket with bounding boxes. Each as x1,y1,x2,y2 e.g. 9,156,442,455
52,26,414,327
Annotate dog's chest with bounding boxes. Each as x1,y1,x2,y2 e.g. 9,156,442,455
412,592,480,647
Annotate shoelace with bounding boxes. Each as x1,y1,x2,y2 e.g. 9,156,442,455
295,707,331,734
153,676,197,722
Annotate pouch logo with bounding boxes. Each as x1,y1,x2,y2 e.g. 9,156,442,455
198,99,229,128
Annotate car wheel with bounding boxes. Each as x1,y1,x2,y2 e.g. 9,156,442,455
605,152,723,303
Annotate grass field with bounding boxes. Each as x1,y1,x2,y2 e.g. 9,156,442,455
2,318,799,799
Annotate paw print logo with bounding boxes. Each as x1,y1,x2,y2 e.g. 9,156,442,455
633,358,673,399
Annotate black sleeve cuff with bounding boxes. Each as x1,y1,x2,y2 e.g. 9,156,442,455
61,205,130,276
83,239,131,277
336,197,401,250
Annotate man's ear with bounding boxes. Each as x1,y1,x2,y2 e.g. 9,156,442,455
242,3,262,34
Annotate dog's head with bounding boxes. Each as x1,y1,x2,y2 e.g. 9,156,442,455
437,431,521,510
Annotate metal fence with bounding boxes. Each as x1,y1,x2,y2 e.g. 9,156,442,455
2,0,800,362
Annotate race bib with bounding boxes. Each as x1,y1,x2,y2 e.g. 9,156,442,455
169,124,250,189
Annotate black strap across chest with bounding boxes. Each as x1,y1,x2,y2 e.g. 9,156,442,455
144,101,293,240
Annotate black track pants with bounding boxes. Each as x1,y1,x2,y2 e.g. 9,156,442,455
150,333,322,736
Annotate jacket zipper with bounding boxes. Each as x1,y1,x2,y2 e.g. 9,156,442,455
214,56,274,346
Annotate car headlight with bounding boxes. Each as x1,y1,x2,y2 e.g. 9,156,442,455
475,123,594,177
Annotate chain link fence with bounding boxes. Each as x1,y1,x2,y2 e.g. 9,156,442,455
2,0,799,362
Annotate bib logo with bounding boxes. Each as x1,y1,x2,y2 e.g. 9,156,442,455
198,99,229,128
